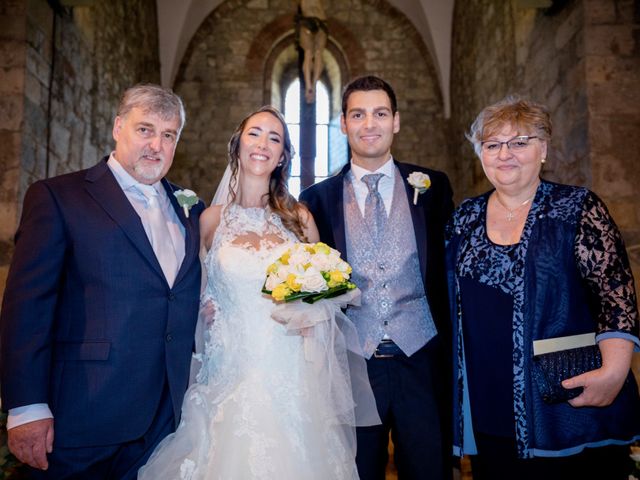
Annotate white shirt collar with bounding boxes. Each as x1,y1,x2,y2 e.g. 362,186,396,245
107,152,163,194
350,156,395,182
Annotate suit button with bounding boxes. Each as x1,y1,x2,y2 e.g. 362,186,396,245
168,293,175,300
166,333,173,342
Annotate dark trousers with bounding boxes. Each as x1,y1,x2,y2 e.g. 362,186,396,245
28,381,175,480
356,336,451,480
471,432,633,480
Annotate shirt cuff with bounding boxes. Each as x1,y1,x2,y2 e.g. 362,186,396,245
7,404,53,430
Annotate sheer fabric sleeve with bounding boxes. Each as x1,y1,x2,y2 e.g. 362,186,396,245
189,245,219,385
574,192,639,339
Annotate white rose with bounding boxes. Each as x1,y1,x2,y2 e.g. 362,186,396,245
298,269,328,293
309,253,332,271
407,171,431,189
335,259,350,273
265,274,283,291
288,249,311,267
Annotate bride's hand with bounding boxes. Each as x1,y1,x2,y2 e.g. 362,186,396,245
200,299,217,326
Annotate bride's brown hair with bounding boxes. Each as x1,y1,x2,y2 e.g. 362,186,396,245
226,105,308,241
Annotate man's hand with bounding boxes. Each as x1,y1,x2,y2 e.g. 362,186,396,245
7,418,54,470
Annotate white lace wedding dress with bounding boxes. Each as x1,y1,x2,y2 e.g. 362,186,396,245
139,204,360,480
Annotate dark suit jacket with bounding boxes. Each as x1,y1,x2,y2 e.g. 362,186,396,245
299,160,454,343
0,158,204,448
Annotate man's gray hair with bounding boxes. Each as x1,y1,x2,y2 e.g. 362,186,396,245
117,84,186,135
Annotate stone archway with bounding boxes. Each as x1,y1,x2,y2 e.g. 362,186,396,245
169,0,448,200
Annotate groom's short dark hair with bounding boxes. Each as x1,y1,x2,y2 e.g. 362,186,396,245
341,76,398,116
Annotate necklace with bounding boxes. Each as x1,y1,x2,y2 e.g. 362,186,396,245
493,192,535,221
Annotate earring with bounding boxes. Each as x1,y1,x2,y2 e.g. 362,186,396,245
277,162,283,167
541,158,546,164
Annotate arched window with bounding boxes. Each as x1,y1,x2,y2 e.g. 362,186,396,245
284,78,331,198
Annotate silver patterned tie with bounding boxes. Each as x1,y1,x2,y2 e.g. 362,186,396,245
362,173,386,242
137,184,179,286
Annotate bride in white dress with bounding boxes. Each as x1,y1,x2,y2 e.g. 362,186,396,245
139,106,376,480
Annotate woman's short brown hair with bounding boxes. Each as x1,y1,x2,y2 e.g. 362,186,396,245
467,96,552,157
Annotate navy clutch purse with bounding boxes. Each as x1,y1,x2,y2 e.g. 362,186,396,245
531,333,602,404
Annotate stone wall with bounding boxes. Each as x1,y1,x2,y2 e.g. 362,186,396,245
170,0,446,201
584,0,640,274
0,0,27,289
449,0,640,280
0,0,160,291
449,0,589,198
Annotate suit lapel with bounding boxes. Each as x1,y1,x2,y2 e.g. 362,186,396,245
396,162,428,282
84,160,166,281
331,165,349,259
162,179,198,285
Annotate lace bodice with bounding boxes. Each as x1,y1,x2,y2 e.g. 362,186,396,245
211,203,297,252
198,204,299,382
201,204,297,314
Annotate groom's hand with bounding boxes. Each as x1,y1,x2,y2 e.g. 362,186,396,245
8,418,54,470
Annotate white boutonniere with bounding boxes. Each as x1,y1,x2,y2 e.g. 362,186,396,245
407,172,431,205
173,189,198,218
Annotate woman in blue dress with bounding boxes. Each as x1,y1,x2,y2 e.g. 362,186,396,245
446,96,640,479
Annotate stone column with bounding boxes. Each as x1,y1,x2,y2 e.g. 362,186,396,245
0,0,29,291
583,0,640,281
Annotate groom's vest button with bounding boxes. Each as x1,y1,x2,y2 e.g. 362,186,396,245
168,292,175,300
165,333,173,342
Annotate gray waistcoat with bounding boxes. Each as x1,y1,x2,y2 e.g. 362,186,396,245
344,168,437,358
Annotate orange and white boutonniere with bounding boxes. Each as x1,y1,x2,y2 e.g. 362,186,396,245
407,172,431,205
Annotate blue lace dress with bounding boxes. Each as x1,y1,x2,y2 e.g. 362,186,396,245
447,180,640,459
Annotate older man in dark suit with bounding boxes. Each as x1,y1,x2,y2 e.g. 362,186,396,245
300,75,454,480
0,84,203,479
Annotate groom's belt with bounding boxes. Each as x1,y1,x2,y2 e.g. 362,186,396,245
373,339,405,359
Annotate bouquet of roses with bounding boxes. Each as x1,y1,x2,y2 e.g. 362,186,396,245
262,242,356,304
261,244,379,428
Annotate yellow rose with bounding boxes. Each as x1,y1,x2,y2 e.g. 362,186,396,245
272,283,291,301
314,242,331,255
286,273,302,292
327,269,346,288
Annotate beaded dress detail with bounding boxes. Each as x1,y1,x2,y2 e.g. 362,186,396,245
139,203,359,480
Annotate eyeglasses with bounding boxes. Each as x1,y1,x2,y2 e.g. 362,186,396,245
481,135,539,154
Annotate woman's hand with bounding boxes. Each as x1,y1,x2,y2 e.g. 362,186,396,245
200,298,217,326
562,338,634,407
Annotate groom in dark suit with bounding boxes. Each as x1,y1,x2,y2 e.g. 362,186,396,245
0,84,204,479
300,76,454,479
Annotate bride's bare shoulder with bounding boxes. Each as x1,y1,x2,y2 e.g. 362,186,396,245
201,204,224,251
